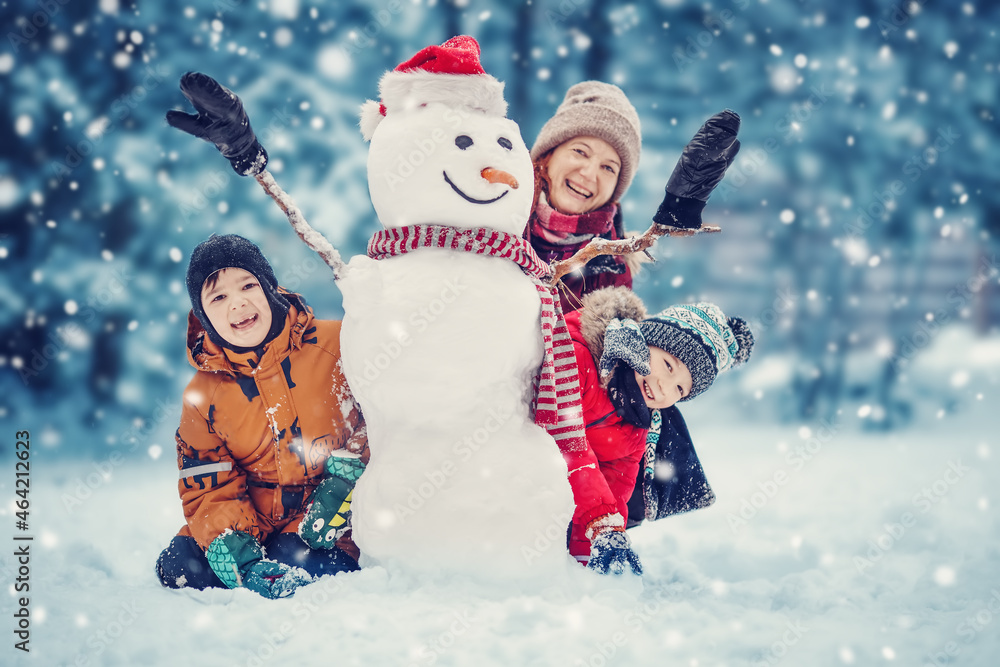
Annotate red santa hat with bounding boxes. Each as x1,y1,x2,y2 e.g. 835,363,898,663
359,35,508,141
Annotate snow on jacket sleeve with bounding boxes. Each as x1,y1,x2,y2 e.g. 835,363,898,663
562,338,623,529
176,381,262,550
344,406,370,463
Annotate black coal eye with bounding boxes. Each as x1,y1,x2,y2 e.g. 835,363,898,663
455,135,473,150
497,137,513,150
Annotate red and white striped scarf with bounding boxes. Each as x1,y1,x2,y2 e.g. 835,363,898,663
368,225,588,452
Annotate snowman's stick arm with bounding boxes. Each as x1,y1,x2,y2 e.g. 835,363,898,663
547,223,720,286
254,170,347,281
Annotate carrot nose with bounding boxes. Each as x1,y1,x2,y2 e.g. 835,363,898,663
481,167,518,189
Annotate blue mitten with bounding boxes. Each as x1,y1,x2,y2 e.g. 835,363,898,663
587,529,644,576
600,318,651,380
298,452,366,549
205,530,310,599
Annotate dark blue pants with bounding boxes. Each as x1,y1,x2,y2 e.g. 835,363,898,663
155,532,359,590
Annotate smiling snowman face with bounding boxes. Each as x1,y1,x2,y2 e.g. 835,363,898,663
367,103,535,236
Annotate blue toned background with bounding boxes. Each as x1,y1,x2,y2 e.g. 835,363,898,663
1,0,998,458
3,3,1000,666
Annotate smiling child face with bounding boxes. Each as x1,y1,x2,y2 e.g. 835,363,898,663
544,136,621,215
635,346,693,410
200,267,273,348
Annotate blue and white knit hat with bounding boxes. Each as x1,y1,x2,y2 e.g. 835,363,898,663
639,303,754,401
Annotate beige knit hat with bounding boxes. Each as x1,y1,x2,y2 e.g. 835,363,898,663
530,81,642,204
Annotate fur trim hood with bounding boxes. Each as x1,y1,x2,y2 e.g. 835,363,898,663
577,286,648,368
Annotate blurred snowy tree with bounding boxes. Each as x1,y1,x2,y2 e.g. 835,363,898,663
1,0,997,454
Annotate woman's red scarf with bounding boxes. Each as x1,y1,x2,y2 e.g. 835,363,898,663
368,224,588,453
529,194,618,247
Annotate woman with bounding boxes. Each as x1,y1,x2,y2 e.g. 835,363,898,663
561,286,754,574
528,81,642,312
528,81,741,312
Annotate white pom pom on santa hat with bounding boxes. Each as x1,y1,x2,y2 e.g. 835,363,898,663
359,35,508,142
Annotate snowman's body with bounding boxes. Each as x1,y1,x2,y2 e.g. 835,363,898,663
338,101,576,580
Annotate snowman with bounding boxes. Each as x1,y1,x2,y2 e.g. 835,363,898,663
167,37,601,583
339,37,582,580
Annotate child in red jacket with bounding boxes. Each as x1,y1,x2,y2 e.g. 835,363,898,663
563,287,753,573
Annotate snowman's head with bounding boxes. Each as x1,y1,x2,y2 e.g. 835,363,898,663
366,104,533,235
358,36,533,236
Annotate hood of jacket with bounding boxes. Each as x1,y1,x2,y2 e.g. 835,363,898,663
186,289,312,376
575,286,648,372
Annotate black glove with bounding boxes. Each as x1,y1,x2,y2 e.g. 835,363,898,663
653,109,741,229
166,72,268,176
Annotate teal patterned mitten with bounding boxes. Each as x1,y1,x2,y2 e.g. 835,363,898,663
206,530,310,598
299,452,366,549
325,451,366,483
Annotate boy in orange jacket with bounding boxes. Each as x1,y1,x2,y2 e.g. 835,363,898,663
155,234,367,599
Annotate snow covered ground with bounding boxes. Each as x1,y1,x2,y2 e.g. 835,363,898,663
5,395,998,667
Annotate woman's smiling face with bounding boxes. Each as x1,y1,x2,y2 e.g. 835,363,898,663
544,136,621,214
635,346,693,409
200,267,273,348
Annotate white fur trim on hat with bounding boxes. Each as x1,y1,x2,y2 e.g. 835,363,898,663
358,70,507,142
359,100,384,142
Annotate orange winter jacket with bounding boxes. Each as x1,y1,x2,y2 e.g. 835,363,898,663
175,292,367,556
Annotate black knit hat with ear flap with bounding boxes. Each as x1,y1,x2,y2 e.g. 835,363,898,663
185,234,290,350
639,303,754,401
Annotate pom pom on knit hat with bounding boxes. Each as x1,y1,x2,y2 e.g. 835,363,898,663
530,81,642,204
727,315,754,368
639,303,754,401
359,35,508,141
185,234,290,349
